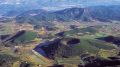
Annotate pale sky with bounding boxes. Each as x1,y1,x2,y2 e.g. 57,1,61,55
0,0,120,5
0,0,120,11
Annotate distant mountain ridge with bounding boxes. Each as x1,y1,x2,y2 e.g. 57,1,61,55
1,0,120,16
2,10,26,17
16,5,120,25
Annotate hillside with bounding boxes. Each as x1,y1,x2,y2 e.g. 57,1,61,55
33,37,118,65
1,30,37,46
97,36,120,46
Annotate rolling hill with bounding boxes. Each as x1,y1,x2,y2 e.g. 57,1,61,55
97,36,120,46
33,37,119,65
1,30,37,45
34,37,118,58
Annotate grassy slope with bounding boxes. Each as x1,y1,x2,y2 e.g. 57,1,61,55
56,38,118,64
14,31,37,43
72,38,117,55
65,27,98,35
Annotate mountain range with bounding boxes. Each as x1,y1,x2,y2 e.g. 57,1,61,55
1,0,120,15
15,5,120,26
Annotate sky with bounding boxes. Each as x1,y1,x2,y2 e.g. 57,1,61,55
0,0,120,12
0,0,120,7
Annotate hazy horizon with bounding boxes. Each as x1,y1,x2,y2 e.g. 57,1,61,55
0,0,120,10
